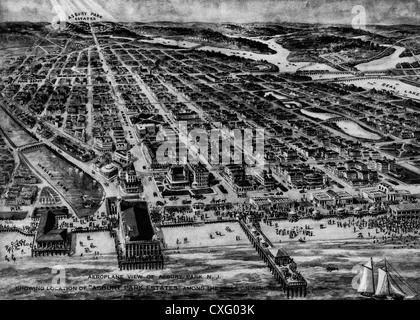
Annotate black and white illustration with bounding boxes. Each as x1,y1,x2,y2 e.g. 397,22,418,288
0,0,419,300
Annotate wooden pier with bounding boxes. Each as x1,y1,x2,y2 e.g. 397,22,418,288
239,219,307,298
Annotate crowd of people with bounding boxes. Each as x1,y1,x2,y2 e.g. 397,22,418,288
153,203,258,225
259,214,420,248
0,220,35,234
3,238,31,262
58,213,110,231
158,206,237,225
274,224,314,239
328,216,420,242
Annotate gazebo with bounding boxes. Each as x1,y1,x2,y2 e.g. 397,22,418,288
288,209,298,222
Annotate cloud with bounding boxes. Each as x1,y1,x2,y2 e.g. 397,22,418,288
21,6,40,18
0,0,419,25
0,0,55,22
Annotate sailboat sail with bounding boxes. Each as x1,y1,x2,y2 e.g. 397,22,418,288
389,280,407,297
375,261,413,298
358,260,374,293
375,268,389,296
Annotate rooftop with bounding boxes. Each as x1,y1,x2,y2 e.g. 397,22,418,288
121,201,154,242
36,211,67,242
389,203,420,211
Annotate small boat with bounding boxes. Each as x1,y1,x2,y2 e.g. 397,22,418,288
326,266,338,272
358,258,418,300
298,237,306,243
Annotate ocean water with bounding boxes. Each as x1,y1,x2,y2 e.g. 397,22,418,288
0,241,418,300
286,240,420,300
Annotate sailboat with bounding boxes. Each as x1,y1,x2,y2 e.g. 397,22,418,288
358,258,375,298
358,258,418,300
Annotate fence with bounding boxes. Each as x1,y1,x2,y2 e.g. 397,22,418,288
0,226,34,237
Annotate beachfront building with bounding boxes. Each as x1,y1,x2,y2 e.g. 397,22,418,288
116,199,164,270
327,190,354,205
249,197,272,209
249,196,295,211
32,211,71,257
311,192,335,207
32,207,70,220
388,203,420,219
361,183,412,203
361,188,388,203
310,190,354,207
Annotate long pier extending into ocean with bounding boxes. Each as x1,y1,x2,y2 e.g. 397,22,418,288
239,219,307,298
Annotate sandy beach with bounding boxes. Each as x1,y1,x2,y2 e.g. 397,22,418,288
162,222,248,249
259,217,420,249
74,232,116,256
0,233,33,262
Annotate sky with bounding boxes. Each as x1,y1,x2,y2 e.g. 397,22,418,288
0,0,419,25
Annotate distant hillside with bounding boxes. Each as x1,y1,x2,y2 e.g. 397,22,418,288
127,24,276,54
